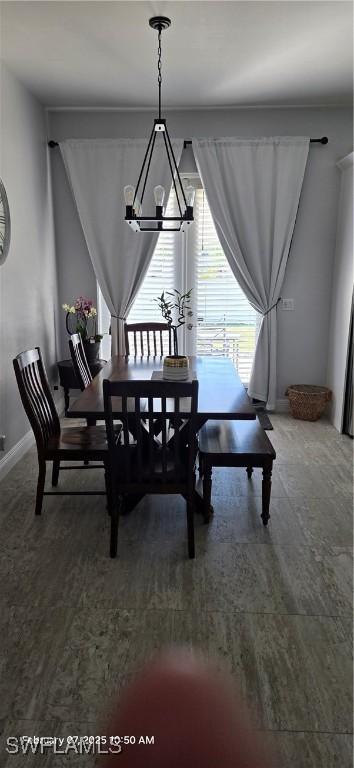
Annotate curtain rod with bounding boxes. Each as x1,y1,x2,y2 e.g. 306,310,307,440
48,136,328,149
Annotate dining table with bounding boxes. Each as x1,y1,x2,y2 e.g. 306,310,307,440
67,355,256,517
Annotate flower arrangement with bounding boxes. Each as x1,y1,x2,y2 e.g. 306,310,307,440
62,296,103,342
155,288,193,356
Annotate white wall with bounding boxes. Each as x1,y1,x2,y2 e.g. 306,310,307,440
48,107,353,398
327,153,353,431
0,65,59,461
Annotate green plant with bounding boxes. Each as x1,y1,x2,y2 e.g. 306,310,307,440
155,288,193,355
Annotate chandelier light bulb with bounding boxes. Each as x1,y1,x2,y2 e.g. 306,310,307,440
185,185,195,207
154,185,165,207
124,184,135,205
124,185,135,206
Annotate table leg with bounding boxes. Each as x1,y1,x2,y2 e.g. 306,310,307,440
261,463,272,525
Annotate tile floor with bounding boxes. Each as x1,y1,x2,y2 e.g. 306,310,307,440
0,414,352,766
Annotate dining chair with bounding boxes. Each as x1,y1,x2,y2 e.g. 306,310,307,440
104,378,199,559
69,333,92,391
124,322,173,357
13,347,115,517
69,332,97,429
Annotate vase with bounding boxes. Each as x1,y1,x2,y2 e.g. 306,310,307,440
163,355,189,381
83,340,100,366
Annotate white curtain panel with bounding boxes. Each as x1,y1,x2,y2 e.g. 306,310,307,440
60,138,183,354
193,137,309,410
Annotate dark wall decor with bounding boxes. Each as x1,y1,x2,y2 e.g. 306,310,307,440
0,178,11,266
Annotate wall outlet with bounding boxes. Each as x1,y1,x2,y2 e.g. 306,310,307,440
0,435,5,451
280,298,294,311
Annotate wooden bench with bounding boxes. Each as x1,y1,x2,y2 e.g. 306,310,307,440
198,418,276,524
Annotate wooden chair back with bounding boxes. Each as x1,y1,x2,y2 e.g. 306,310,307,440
103,379,198,488
69,333,92,391
13,347,60,453
124,322,172,357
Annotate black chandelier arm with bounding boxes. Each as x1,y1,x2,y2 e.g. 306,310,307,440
165,126,188,209
133,124,156,206
140,129,157,205
163,131,183,218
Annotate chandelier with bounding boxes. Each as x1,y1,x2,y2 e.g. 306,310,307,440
124,16,195,232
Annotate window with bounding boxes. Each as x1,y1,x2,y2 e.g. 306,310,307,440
99,180,260,384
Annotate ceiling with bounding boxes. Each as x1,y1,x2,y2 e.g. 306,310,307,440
1,1,353,109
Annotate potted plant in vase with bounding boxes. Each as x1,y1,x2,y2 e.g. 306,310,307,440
155,289,193,380
62,296,103,365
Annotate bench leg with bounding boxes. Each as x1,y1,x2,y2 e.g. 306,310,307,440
246,466,253,479
202,462,213,523
261,464,272,525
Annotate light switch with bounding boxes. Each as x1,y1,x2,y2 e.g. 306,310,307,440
280,298,294,311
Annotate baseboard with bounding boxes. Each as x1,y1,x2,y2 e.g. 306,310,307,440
0,428,35,482
275,398,290,413
0,395,65,483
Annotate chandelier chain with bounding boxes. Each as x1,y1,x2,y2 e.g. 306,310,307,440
202,190,205,251
158,28,162,119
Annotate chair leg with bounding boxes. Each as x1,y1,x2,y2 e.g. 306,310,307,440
110,482,122,558
246,466,253,479
52,458,60,487
186,499,195,559
202,462,213,523
104,462,113,516
35,461,46,516
261,463,272,525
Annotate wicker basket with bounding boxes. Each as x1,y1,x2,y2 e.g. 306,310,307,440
286,385,332,421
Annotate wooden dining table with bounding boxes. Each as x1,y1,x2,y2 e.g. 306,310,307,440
67,355,256,516
68,355,256,423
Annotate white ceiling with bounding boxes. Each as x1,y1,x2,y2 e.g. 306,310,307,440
1,1,353,109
